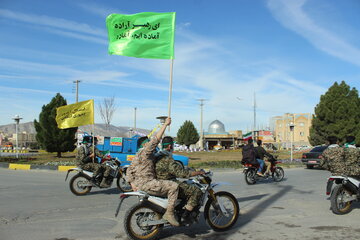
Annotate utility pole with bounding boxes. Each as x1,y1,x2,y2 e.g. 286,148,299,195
197,99,206,150
253,92,257,140
134,107,137,133
73,80,81,103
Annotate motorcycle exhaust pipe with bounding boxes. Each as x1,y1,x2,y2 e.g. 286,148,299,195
343,180,358,194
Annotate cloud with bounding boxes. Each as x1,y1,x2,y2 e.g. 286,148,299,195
0,8,106,36
267,0,360,66
75,1,125,18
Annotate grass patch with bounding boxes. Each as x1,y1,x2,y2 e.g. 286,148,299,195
0,149,307,168
176,149,305,169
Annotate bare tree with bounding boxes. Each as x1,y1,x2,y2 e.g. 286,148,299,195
98,96,117,129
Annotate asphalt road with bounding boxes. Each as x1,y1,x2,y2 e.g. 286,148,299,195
0,167,359,240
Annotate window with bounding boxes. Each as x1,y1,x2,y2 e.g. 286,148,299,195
300,132,304,136
299,122,305,127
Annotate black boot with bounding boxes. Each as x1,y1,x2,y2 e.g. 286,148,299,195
181,210,193,225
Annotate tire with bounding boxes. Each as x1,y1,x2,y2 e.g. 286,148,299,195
69,173,92,196
244,169,257,185
204,191,239,232
306,165,314,169
174,161,184,170
330,185,353,215
272,167,284,182
124,202,163,240
116,176,133,192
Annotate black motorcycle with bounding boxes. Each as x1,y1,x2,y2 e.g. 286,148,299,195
65,158,132,195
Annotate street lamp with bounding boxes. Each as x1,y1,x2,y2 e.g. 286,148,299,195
12,115,23,159
156,116,167,125
289,123,295,162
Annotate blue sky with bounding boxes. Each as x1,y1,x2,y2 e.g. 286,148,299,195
1,0,360,136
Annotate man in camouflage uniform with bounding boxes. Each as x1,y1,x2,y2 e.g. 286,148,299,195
155,136,205,222
126,117,180,226
320,136,346,175
76,136,111,188
343,136,360,177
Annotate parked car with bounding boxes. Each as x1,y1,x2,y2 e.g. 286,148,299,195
301,145,328,169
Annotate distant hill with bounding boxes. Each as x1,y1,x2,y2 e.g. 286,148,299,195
0,122,150,137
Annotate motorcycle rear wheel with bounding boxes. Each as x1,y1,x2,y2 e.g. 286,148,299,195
272,167,284,182
330,185,353,215
204,191,239,232
124,202,163,240
69,173,92,196
245,169,257,185
116,176,132,192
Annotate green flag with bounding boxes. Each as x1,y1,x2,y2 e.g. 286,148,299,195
106,12,176,59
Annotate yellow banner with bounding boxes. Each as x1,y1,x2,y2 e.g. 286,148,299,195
56,99,94,129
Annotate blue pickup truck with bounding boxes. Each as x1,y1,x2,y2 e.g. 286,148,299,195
96,135,189,168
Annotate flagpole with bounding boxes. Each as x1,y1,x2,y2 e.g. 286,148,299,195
167,59,174,131
92,124,95,163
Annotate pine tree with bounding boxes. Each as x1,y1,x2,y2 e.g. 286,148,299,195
176,120,200,148
34,93,78,157
309,81,360,145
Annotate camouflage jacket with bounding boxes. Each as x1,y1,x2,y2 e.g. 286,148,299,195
155,151,191,180
76,144,104,166
126,136,159,186
321,144,345,175
344,146,360,176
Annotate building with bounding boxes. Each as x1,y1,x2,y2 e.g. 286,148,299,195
9,132,37,148
272,113,312,148
202,120,243,150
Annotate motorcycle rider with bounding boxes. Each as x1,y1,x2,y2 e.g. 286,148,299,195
320,136,346,175
76,136,111,188
154,136,205,223
343,136,360,196
241,139,260,174
254,139,273,176
126,117,181,226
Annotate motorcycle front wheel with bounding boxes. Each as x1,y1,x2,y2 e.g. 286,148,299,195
330,185,353,215
116,176,132,192
245,169,257,185
272,167,284,182
204,191,239,232
124,202,163,240
69,173,92,196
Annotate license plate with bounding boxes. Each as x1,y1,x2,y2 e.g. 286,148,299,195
308,161,317,164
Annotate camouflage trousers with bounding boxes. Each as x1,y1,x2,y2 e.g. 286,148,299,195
177,181,203,210
134,179,179,211
81,163,111,177
101,164,112,178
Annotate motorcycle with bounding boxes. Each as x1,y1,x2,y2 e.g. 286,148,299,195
65,157,132,195
326,175,360,214
243,155,284,185
115,171,239,240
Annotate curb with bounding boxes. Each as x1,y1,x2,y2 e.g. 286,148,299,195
0,162,76,171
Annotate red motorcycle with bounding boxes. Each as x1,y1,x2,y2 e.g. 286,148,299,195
243,155,284,185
